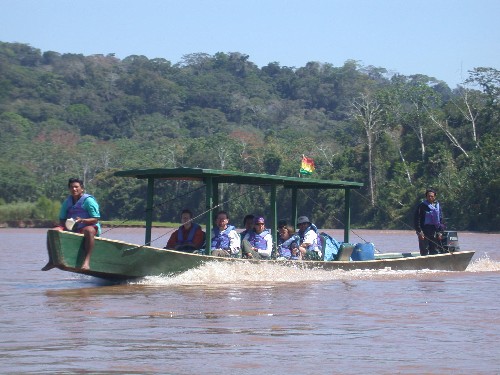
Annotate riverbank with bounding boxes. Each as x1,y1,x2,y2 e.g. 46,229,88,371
0,220,55,228
0,220,177,229
1,220,497,234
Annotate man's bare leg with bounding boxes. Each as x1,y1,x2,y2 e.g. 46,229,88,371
81,226,97,270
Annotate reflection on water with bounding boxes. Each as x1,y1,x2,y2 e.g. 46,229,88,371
0,228,499,374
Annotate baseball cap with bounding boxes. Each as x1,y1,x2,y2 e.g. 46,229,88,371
254,216,265,224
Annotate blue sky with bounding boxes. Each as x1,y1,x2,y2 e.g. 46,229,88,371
1,0,498,87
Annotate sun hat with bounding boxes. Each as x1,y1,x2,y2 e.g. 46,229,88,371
297,216,310,225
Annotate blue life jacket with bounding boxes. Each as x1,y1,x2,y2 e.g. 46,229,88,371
246,229,270,250
423,201,441,227
177,223,200,244
278,234,300,259
211,225,236,250
65,194,92,232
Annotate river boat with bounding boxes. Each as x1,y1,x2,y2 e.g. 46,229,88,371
45,168,475,280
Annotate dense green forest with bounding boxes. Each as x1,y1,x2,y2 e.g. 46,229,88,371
0,41,498,231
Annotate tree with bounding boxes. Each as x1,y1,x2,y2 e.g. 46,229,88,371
393,76,440,162
425,110,469,157
465,67,500,138
1,41,499,231
0,161,38,203
466,67,500,107
351,93,384,206
452,86,482,147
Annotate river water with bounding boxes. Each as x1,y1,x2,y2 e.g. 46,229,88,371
1,228,499,374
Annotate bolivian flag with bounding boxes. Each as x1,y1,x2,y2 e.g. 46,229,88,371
300,155,315,175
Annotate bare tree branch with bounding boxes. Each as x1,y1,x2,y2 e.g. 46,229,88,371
351,94,384,206
426,111,469,157
316,143,338,168
452,87,480,147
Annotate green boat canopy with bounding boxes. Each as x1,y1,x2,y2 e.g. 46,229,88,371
115,167,363,189
114,167,363,252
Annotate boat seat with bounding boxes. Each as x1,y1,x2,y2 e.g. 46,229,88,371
335,243,354,261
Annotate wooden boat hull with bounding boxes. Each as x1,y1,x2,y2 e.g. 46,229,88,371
46,230,475,281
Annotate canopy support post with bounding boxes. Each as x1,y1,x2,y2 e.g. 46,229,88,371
291,187,298,226
344,188,351,243
270,185,277,253
204,178,214,256
145,177,154,245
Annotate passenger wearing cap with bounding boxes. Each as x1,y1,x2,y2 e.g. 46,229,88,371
242,216,273,259
296,216,322,260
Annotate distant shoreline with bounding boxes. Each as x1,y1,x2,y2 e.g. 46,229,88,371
0,220,173,229
0,220,55,228
0,221,496,234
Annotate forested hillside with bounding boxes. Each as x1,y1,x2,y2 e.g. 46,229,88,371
0,42,498,231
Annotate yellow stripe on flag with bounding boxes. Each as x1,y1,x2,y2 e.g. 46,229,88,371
300,156,315,175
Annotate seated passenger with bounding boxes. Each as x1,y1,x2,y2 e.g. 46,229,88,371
242,216,273,259
297,216,322,260
211,211,241,257
239,214,255,246
277,218,287,240
165,209,205,252
277,224,301,260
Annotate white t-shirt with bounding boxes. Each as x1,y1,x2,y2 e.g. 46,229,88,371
243,231,273,258
227,229,241,255
302,229,321,255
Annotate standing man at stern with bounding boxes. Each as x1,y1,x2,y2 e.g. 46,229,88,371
414,188,445,256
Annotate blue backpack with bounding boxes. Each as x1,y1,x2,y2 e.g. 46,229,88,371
319,232,342,261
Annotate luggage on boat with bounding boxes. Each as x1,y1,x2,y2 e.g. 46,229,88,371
319,232,341,261
351,242,375,261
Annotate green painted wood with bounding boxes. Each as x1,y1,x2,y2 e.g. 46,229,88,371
203,177,214,256
270,185,277,249
42,167,475,281
145,177,154,245
114,167,363,189
46,230,475,281
344,189,351,243
291,187,298,226
114,167,363,247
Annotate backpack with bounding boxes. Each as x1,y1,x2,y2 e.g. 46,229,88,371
319,232,341,261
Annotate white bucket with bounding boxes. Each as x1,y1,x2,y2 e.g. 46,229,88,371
65,218,76,231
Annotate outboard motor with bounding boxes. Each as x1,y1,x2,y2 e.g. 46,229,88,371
440,231,460,253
